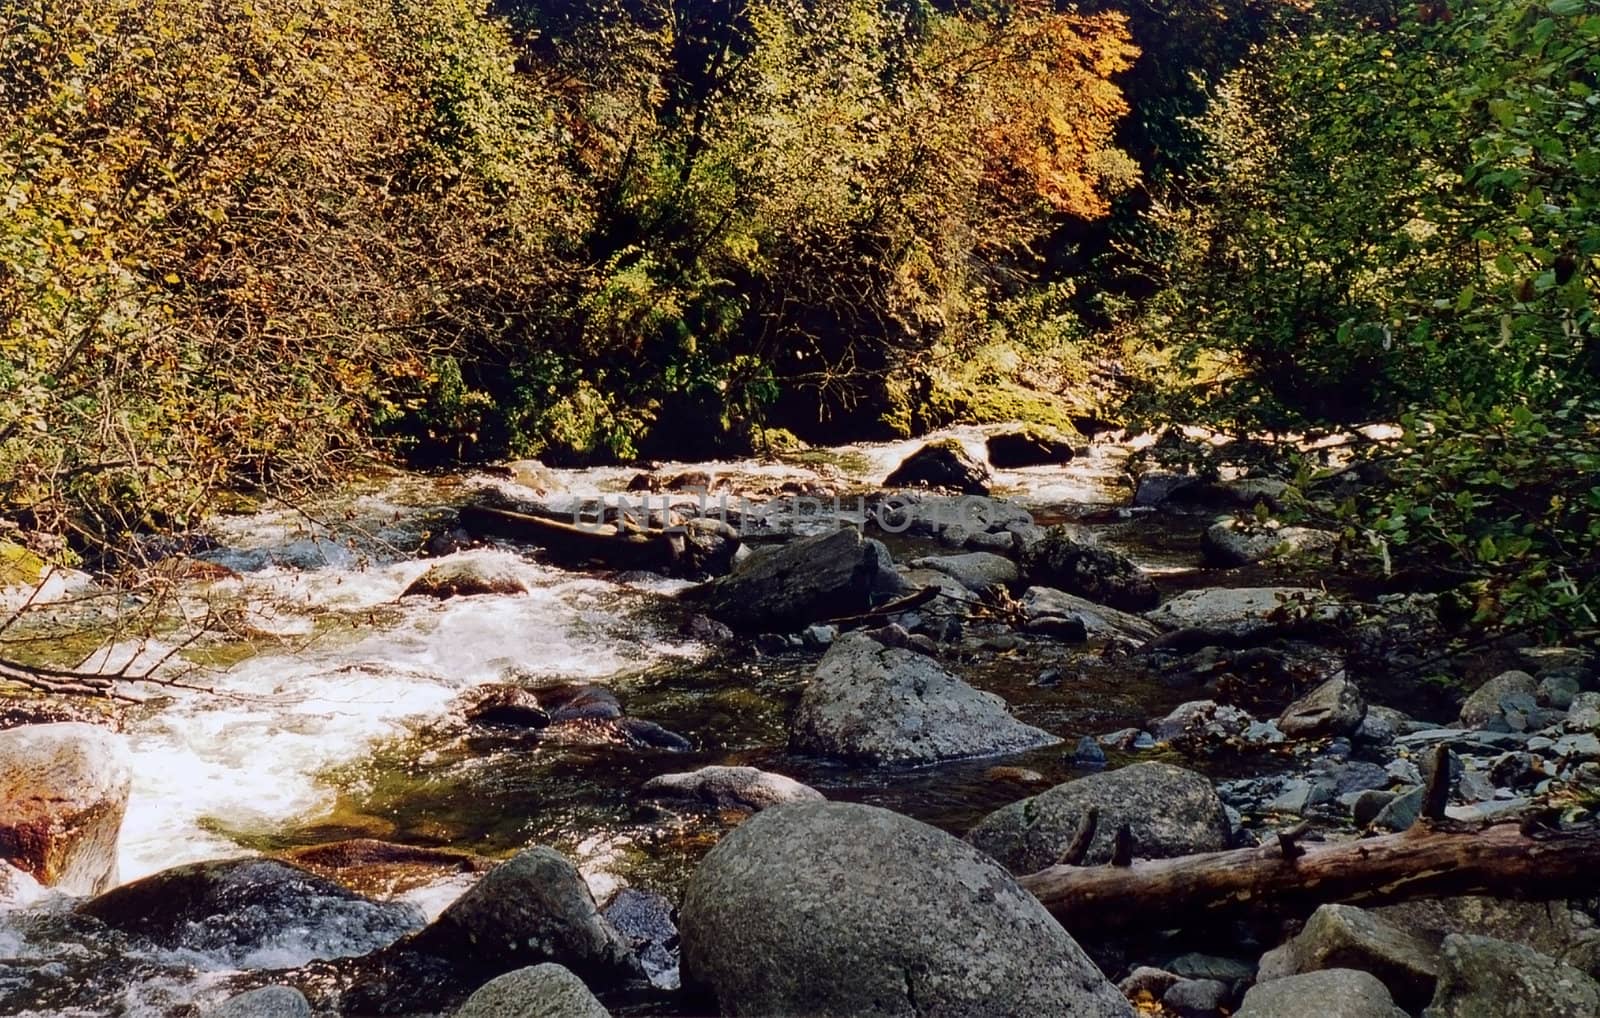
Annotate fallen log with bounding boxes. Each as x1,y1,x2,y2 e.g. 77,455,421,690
1018,815,1600,935
459,504,677,572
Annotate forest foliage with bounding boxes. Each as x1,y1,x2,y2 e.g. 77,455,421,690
1,0,1597,632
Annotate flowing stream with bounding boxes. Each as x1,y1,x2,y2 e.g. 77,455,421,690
1,427,1240,1016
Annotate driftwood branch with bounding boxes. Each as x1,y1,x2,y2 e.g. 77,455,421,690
1019,819,1600,935
459,504,677,571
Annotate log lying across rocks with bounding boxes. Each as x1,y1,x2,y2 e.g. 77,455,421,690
459,504,676,571
1019,815,1600,935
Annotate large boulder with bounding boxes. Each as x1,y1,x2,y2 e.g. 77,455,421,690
454,964,610,1018
1373,896,1587,957
1021,587,1162,647
986,427,1077,468
1257,904,1440,1011
679,801,1132,1018
907,552,1019,593
883,440,991,495
1237,969,1407,1018
1147,587,1334,634
1017,526,1159,612
686,527,904,630
403,556,529,599
641,766,823,812
966,762,1231,873
1278,676,1367,740
1458,670,1538,728
0,722,131,895
80,858,422,967
1201,518,1338,567
791,632,1059,766
1424,934,1600,1018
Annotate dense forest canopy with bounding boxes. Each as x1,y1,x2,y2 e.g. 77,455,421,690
1,0,1597,628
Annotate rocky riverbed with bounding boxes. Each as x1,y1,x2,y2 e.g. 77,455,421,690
2,425,1598,1017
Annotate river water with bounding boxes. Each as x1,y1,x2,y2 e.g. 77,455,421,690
1,427,1221,1015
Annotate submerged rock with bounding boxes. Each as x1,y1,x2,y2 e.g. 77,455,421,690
0,722,131,895
883,439,991,495
80,858,422,967
641,766,822,812
404,557,529,599
1236,969,1407,1018
679,801,1132,1017
790,632,1059,766
454,964,610,1018
966,762,1231,873
1017,525,1159,612
687,527,903,630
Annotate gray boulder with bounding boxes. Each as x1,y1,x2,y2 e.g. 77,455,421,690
641,766,823,812
908,552,1019,592
1237,969,1407,1018
404,557,529,599
1202,518,1337,567
1134,472,1201,508
1147,586,1336,634
791,632,1058,766
0,722,131,895
1458,670,1538,728
1017,525,1158,612
454,964,609,1018
679,801,1132,1017
1021,587,1162,647
687,527,903,630
204,986,312,1018
407,847,637,980
1374,896,1588,958
884,440,991,495
1257,904,1439,1010
966,762,1231,873
1278,676,1367,739
1424,934,1600,1017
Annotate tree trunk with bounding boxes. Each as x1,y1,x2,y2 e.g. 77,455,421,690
1018,818,1600,934
459,504,678,571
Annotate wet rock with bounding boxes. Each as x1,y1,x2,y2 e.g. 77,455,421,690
204,986,312,1018
986,427,1077,468
1025,614,1090,642
1457,670,1537,728
1236,969,1407,1018
883,439,991,495
1119,966,1180,1001
1202,518,1338,567
966,762,1230,872
454,964,610,1018
1133,472,1201,508
543,685,625,723
0,722,131,895
791,632,1058,766
603,888,679,990
1163,978,1230,1016
908,552,1019,592
1146,587,1334,634
404,557,529,599
614,718,692,752
282,839,493,900
688,527,903,631
1098,727,1155,751
403,848,638,981
678,613,735,644
1017,526,1158,612
1166,954,1255,983
80,858,422,966
641,766,822,812
674,517,743,578
1257,904,1439,1010
1424,934,1600,1018
679,801,1132,1018
1278,676,1366,739
463,686,552,729
1021,587,1162,647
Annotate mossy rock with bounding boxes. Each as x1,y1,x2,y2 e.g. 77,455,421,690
755,427,810,455
0,541,45,587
